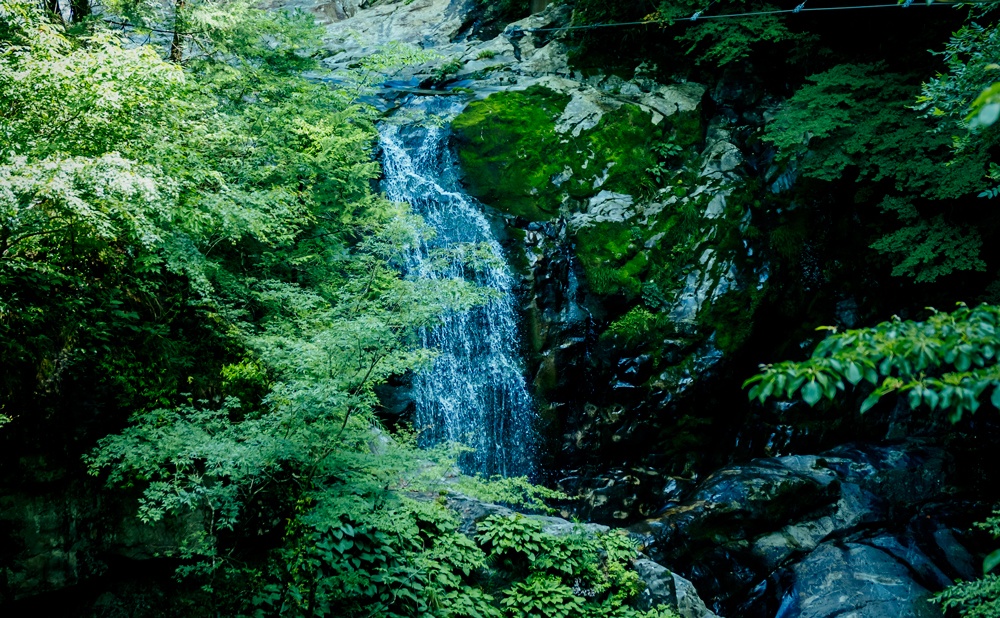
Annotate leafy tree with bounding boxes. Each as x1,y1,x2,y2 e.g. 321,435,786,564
764,63,990,283
917,20,1000,133
745,303,1000,422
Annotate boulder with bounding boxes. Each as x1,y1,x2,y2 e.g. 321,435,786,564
776,540,940,618
631,441,964,614
634,559,721,618
319,0,474,70
443,492,718,617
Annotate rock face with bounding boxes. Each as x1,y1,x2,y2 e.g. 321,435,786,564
634,559,720,618
0,470,207,606
630,440,973,617
778,541,940,618
320,0,475,68
380,3,767,518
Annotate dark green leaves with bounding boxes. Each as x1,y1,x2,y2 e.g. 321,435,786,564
746,304,1000,421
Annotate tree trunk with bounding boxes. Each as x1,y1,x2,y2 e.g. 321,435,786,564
169,0,186,63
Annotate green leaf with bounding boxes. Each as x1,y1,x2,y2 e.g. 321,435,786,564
802,381,823,406
845,362,863,385
860,392,881,414
759,380,776,402
948,405,964,424
991,385,1000,409
923,389,940,410
823,378,838,401
985,548,1000,574
908,388,923,409
787,375,807,398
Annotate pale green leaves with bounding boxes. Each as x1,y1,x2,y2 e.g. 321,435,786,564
916,20,1000,134
968,82,1000,128
745,303,1000,420
0,30,182,160
0,154,168,266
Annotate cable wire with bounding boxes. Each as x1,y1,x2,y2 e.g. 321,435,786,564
517,1,972,34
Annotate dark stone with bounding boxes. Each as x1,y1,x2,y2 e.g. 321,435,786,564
630,441,962,615
633,559,719,618
931,528,977,582
776,540,939,618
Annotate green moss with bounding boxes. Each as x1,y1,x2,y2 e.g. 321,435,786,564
451,86,701,221
602,306,671,345
574,221,644,298
504,226,530,275
702,284,762,353
451,86,571,220
669,109,703,149
586,105,661,198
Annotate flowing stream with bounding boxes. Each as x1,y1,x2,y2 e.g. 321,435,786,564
379,97,536,477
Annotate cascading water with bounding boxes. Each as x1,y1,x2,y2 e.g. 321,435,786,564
379,97,536,478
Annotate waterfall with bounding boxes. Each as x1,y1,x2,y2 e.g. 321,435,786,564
379,98,537,478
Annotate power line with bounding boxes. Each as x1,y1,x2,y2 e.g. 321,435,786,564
513,1,975,35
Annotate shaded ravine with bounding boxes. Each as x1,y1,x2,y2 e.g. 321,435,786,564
379,97,536,477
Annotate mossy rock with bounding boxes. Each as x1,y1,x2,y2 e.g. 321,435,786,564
574,221,644,298
451,85,700,221
451,86,571,220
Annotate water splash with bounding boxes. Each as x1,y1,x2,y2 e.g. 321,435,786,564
379,99,536,477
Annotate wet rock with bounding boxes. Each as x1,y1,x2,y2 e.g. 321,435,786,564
751,481,882,570
566,190,636,228
634,559,721,618
630,441,962,614
560,467,667,522
777,540,939,618
638,83,707,125
700,126,743,181
265,0,368,24
931,528,977,581
319,0,475,68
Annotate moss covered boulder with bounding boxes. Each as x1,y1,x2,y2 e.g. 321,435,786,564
450,84,704,221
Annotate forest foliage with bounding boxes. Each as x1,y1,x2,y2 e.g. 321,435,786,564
0,0,692,615
6,0,1000,614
